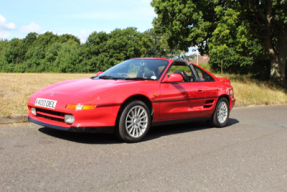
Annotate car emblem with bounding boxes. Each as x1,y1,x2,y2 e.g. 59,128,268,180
50,93,54,96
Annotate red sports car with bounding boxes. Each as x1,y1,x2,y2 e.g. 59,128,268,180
27,58,235,142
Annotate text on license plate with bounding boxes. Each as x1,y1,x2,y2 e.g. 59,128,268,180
35,98,57,109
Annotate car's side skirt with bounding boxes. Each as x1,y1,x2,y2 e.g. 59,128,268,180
151,116,211,127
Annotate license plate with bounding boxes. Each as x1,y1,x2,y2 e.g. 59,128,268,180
35,98,57,109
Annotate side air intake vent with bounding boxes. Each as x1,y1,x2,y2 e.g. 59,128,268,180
204,100,215,108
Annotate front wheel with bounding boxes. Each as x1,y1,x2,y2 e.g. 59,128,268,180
115,100,151,142
209,97,229,127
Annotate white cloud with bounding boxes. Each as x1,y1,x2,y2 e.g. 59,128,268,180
69,7,156,21
77,31,90,43
58,32,72,35
20,22,43,33
0,15,16,30
0,30,11,39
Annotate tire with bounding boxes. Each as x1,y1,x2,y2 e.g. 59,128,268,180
209,97,229,127
115,100,151,142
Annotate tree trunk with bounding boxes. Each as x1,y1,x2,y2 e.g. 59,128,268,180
257,1,287,87
277,29,287,87
269,49,286,87
269,28,287,87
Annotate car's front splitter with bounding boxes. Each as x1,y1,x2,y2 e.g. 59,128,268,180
28,117,114,133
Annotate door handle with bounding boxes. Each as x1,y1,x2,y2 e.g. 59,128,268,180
198,90,204,92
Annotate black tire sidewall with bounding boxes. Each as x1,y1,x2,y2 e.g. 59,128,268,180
117,100,151,142
213,97,229,127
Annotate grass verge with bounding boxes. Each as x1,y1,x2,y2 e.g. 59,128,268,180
217,73,287,106
0,73,92,116
0,72,286,116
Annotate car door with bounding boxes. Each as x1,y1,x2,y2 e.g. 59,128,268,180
192,65,220,116
159,81,207,120
159,62,207,121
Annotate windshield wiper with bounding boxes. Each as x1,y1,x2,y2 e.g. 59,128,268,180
125,77,155,80
99,75,113,79
99,75,124,80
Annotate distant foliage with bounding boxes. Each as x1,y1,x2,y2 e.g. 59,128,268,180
0,28,184,73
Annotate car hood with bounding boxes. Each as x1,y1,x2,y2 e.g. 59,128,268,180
38,78,133,96
30,78,159,107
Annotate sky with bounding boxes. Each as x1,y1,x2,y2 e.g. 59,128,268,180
0,0,156,43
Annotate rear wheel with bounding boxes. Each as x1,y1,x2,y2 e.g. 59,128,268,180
209,97,229,127
115,100,151,142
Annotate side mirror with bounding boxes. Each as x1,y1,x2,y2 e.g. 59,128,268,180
96,71,103,77
162,73,183,83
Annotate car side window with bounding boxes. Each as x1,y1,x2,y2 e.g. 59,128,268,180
193,66,214,82
167,65,194,82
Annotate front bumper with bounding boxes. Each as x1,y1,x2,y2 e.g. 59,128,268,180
28,117,114,133
230,97,236,110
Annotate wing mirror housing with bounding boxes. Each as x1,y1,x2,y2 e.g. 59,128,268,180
96,71,103,76
162,73,183,83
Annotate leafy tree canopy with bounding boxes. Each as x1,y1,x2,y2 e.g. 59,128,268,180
151,0,287,85
0,28,185,73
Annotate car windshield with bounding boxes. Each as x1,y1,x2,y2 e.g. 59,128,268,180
97,59,169,80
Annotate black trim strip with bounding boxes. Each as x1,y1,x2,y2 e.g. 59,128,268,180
28,117,114,133
151,116,210,127
152,96,219,103
69,126,114,133
29,117,70,131
97,103,121,108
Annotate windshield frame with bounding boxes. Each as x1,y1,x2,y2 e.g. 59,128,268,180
96,59,171,81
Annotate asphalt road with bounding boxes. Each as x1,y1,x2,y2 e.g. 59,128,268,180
0,105,287,191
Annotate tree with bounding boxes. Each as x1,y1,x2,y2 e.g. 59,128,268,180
143,28,192,59
55,42,82,73
85,28,151,71
208,5,267,74
23,32,38,47
24,46,45,72
32,32,58,50
239,0,287,85
58,34,81,45
144,28,169,57
0,38,22,72
151,0,287,86
42,42,62,72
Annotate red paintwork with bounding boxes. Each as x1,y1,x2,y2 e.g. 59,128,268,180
162,73,183,83
27,58,235,130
